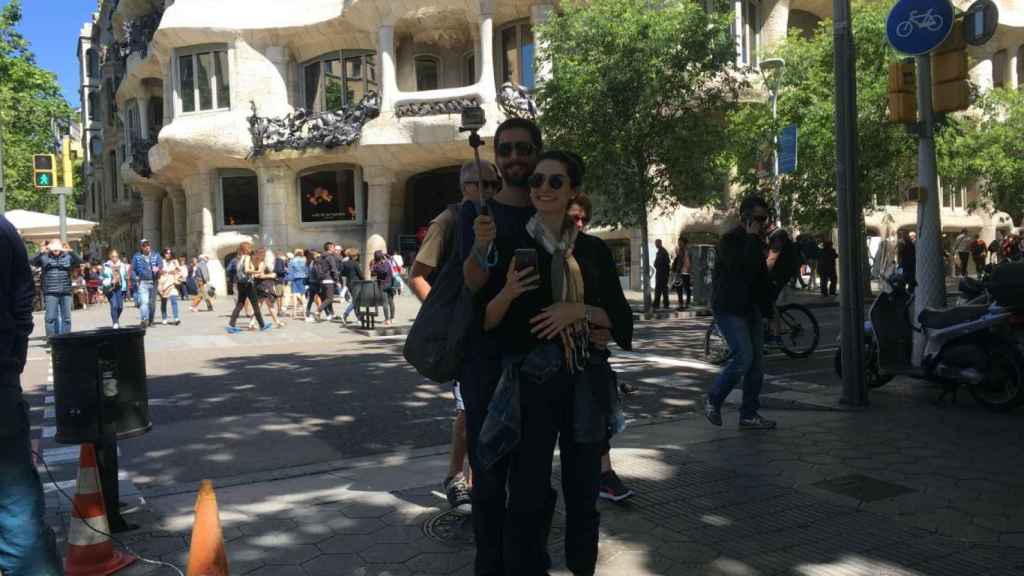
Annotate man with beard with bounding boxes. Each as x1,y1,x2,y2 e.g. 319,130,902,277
460,118,558,575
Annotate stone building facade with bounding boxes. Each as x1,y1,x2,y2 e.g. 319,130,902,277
76,0,1024,291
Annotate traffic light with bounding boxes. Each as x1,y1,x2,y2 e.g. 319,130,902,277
33,154,57,188
932,18,970,114
887,61,917,123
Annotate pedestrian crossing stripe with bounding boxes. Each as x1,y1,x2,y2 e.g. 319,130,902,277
42,426,56,439
44,406,55,419
45,395,54,404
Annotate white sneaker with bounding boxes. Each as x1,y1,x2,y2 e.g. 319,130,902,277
325,314,334,321
161,319,168,325
305,316,314,323
112,323,120,329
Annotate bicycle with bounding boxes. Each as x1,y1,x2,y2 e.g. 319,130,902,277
703,302,820,365
895,9,944,38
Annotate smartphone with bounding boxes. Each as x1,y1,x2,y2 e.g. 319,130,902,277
514,248,538,273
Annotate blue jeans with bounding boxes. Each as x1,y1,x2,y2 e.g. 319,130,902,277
137,281,154,323
708,311,765,419
160,293,179,320
109,289,125,325
0,380,63,576
43,294,72,337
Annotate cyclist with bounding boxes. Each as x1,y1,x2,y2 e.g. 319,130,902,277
704,195,777,430
765,226,804,345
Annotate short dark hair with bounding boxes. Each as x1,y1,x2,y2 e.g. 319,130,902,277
323,241,333,251
570,192,592,219
739,195,770,218
537,150,583,189
494,118,543,152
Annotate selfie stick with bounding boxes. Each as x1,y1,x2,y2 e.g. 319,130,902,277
460,106,489,217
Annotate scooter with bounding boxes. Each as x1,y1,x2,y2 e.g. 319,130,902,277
835,273,1024,412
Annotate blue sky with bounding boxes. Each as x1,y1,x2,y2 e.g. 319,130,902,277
8,0,97,109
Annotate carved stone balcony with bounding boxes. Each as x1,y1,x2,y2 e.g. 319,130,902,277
246,92,381,158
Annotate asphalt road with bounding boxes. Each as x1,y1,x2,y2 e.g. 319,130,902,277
24,300,845,495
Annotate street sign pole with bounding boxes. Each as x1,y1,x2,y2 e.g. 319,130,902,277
912,54,946,364
54,187,70,243
834,0,868,406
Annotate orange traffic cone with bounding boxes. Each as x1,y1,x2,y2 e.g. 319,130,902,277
64,443,136,576
186,480,229,576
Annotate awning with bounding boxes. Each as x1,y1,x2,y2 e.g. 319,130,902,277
4,209,98,243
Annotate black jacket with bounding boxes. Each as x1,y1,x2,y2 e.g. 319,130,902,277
1,217,34,378
340,259,364,286
31,250,81,295
654,247,671,276
712,226,774,318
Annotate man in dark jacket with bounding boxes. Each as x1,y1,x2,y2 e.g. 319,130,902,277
653,239,671,309
705,195,777,430
31,238,81,336
818,240,839,297
0,217,64,575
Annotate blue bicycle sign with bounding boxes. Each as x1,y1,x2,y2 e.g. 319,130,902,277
895,9,945,37
886,0,954,55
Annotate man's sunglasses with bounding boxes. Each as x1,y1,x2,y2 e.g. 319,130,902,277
572,214,589,224
528,173,566,190
497,141,536,158
748,214,769,223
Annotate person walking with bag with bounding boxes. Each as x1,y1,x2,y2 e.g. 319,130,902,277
190,254,215,312
289,249,308,319
102,249,130,328
157,248,182,325
372,250,397,325
132,239,161,326
227,242,270,333
672,236,692,310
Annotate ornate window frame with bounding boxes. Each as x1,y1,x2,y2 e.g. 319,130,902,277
414,53,443,91
216,169,261,232
300,50,378,112
174,44,232,115
296,164,366,228
497,20,536,90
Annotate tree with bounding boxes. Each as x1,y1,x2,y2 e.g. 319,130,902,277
725,1,917,233
536,0,742,309
938,88,1024,223
0,0,77,214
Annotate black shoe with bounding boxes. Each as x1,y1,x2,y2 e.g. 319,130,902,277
443,475,472,516
704,396,722,426
739,414,777,430
599,470,635,502
618,381,638,396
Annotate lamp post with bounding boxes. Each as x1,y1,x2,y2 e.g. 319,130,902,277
760,58,785,226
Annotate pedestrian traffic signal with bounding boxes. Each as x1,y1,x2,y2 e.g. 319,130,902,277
932,18,970,114
887,62,917,124
33,154,57,188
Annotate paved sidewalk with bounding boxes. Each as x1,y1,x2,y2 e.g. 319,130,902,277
43,370,1024,576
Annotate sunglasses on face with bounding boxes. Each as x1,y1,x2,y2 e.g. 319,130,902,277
496,141,536,158
528,173,567,191
749,214,769,224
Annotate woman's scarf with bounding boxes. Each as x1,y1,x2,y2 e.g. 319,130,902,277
526,214,590,373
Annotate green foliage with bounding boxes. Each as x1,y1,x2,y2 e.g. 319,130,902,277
535,0,743,227
725,1,916,232
0,0,77,214
938,88,1024,223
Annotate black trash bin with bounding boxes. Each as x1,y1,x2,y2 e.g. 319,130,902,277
50,326,151,445
351,280,385,328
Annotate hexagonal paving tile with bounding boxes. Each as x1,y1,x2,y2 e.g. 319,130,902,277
405,551,474,573
360,542,420,564
319,532,381,555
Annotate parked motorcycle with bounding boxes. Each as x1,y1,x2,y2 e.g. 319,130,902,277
835,272,1024,412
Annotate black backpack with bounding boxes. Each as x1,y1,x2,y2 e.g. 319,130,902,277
404,202,479,383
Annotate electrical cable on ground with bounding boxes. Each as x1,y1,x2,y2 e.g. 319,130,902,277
33,449,186,576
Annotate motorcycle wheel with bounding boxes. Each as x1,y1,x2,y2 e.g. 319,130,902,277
833,346,893,389
704,322,732,366
969,343,1024,412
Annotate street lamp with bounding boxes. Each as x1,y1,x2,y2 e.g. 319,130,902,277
760,58,785,226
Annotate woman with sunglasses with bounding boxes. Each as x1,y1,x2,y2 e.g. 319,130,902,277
482,150,632,576
703,195,777,430
157,248,182,325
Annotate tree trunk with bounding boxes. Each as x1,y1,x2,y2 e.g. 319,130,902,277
640,192,652,312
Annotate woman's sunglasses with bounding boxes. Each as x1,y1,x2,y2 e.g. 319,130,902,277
528,173,566,190
497,141,536,158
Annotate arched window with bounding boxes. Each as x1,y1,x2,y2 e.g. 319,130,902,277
177,46,231,113
86,48,99,78
303,51,377,112
499,21,535,89
148,97,164,134
993,49,1008,88
298,165,361,224
218,169,260,228
88,91,100,121
414,55,441,91
463,50,476,86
